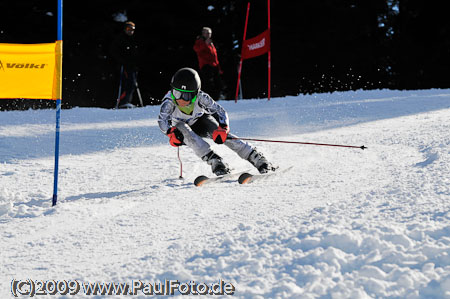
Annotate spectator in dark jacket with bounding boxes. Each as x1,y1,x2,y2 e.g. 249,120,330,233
193,27,224,100
110,21,139,108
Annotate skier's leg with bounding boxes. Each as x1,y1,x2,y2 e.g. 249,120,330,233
224,133,253,160
224,132,275,174
120,70,134,106
188,115,274,174
190,114,217,138
128,70,137,102
191,114,257,161
175,122,211,158
175,121,230,176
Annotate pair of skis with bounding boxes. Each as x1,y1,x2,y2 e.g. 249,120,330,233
193,167,292,187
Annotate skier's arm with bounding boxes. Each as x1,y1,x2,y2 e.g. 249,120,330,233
158,99,176,134
198,92,229,127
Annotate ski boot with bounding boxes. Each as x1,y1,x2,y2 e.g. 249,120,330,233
247,149,276,174
202,151,231,176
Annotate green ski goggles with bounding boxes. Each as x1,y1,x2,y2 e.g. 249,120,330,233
171,88,198,102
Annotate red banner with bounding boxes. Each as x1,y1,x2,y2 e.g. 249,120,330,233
241,29,270,60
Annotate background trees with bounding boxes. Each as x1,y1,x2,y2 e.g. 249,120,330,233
1,0,450,110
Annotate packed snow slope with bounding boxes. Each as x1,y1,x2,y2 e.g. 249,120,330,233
1,89,449,298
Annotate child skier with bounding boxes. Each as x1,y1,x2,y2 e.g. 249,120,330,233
158,67,275,176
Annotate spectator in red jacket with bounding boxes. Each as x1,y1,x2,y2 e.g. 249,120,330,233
193,27,224,100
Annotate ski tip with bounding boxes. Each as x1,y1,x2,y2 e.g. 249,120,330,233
238,173,253,184
194,175,209,187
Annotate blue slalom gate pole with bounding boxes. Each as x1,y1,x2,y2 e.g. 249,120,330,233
53,0,63,206
53,99,61,206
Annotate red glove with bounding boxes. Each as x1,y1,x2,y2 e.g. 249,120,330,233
212,124,229,144
167,127,184,147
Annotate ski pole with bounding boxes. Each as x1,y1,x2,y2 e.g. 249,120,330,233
115,65,124,109
227,137,367,150
135,80,144,107
177,147,183,179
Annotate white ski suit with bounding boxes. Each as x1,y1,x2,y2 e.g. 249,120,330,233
158,90,254,160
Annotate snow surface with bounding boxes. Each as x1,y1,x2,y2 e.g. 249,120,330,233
1,89,449,298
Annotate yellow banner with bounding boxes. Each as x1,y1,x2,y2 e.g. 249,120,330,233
0,42,61,100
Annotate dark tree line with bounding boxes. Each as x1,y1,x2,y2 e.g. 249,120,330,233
1,0,450,110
